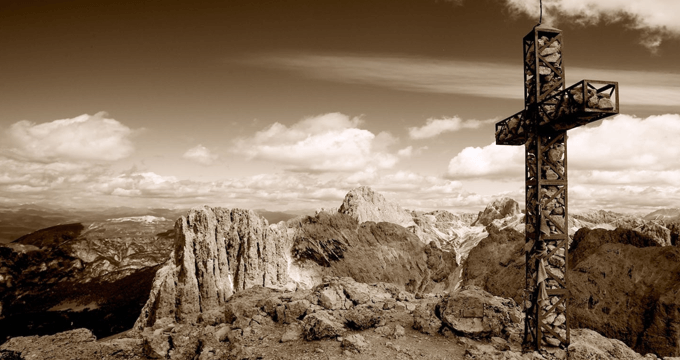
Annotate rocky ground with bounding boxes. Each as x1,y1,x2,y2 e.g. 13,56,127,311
0,277,671,360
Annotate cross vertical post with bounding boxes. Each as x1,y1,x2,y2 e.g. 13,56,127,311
495,25,620,351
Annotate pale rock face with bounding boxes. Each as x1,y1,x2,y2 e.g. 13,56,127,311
472,197,521,227
338,186,415,228
135,206,296,329
634,222,672,247
568,329,647,360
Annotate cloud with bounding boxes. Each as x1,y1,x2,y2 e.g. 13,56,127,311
569,184,680,213
245,54,680,107
569,114,680,171
569,68,680,107
448,114,680,181
183,144,219,165
398,146,413,157
447,142,524,179
409,116,495,139
4,112,135,162
445,113,680,211
246,54,520,99
504,0,680,51
233,113,399,172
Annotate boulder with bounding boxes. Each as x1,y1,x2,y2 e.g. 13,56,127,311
569,329,646,360
0,329,99,360
490,337,510,351
318,285,348,310
344,304,382,330
280,324,302,343
437,286,522,339
141,328,171,359
412,303,443,335
375,324,405,339
341,334,370,354
303,311,345,340
282,299,310,324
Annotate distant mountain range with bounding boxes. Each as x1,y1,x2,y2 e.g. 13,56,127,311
643,208,680,221
0,206,188,244
0,206,318,244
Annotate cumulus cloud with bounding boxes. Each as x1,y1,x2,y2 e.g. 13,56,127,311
444,113,680,211
5,112,135,162
448,114,680,183
447,142,524,179
409,117,495,139
569,114,680,171
398,146,413,157
233,113,399,172
504,0,680,51
183,144,219,165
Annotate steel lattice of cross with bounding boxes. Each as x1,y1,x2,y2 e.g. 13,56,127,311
495,25,619,351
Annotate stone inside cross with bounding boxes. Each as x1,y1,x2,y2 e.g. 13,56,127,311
494,25,619,351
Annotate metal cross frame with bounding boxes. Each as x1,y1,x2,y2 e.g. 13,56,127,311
495,25,619,351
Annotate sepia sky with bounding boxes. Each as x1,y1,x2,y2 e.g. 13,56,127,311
1,0,680,213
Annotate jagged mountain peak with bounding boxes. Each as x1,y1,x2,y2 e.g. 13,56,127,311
338,186,414,227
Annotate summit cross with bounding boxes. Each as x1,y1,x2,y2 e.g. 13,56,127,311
494,25,619,351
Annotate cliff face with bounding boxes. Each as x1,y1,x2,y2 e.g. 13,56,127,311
290,212,460,295
135,207,295,329
461,226,680,357
568,228,680,357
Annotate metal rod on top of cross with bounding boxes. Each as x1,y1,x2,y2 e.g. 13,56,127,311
494,26,619,352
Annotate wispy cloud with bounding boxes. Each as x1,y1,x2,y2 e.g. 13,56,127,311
244,53,680,107
409,117,497,139
504,0,680,52
245,54,521,99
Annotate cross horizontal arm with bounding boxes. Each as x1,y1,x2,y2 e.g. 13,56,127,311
496,79,619,145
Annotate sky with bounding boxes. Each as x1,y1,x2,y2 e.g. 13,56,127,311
1,0,680,214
